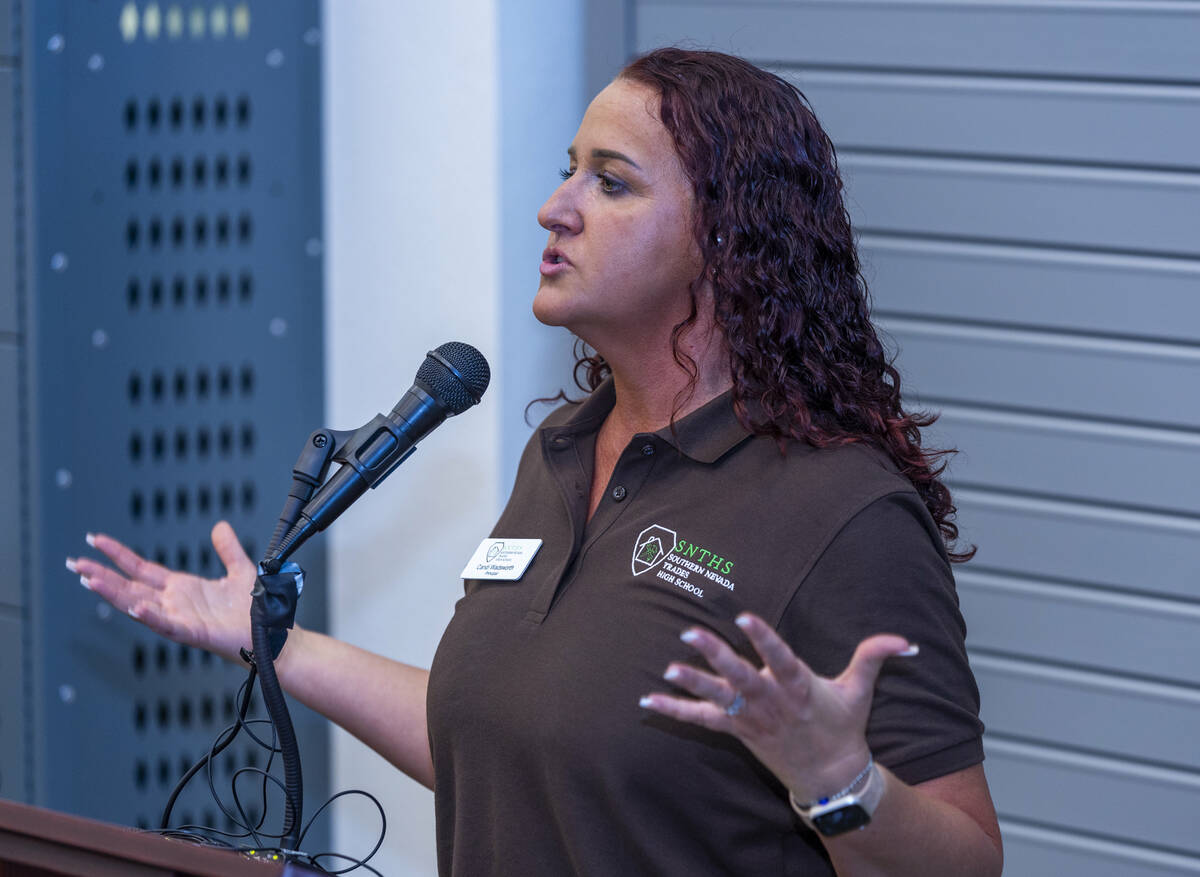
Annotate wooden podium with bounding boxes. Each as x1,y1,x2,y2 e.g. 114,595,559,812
0,798,322,876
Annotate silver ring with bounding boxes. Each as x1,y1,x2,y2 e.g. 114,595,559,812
725,692,745,717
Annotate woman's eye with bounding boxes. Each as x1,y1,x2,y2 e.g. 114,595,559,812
558,167,622,194
597,173,621,194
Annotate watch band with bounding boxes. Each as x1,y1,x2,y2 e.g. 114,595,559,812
789,760,886,837
792,756,875,810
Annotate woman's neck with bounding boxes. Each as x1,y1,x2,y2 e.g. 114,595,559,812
581,316,730,521
600,320,732,441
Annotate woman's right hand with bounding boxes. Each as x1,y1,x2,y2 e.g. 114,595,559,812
68,520,258,663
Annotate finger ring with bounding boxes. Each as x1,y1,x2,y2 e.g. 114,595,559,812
725,691,745,717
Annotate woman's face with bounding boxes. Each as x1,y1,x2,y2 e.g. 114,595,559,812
533,79,704,354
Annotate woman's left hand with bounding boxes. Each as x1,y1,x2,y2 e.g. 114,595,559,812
639,613,916,803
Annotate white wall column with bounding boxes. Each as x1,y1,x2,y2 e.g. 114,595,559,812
323,1,582,872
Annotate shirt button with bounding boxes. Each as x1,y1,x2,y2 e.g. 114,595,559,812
611,485,627,502
641,443,655,456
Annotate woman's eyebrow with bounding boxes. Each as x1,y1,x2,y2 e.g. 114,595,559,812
566,145,642,170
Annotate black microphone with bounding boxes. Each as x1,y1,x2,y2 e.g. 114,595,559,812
266,342,490,566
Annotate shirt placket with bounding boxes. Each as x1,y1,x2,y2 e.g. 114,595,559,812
525,433,662,623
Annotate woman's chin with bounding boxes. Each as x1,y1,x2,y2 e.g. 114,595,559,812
531,289,573,329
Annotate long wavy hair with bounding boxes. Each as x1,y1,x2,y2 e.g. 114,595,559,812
569,47,971,560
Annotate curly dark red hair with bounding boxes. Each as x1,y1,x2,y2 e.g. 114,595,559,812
569,47,970,560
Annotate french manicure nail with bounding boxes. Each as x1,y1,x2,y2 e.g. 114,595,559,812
735,614,751,629
79,575,92,590
663,666,680,681
680,630,700,644
898,644,920,657
638,696,652,708
128,607,140,619
65,558,78,573
85,533,96,547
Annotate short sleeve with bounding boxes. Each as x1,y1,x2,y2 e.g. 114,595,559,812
778,491,985,786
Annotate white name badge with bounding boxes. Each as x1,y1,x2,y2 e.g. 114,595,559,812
460,538,543,581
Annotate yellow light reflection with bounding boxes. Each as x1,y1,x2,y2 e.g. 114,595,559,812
143,2,161,40
119,2,139,42
210,4,228,39
189,5,205,39
232,4,250,39
166,5,183,39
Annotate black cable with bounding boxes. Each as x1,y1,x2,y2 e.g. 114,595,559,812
151,656,387,872
231,765,289,846
308,852,386,877
299,788,387,873
160,664,258,829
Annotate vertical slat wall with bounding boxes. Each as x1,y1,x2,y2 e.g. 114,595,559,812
634,2,1200,874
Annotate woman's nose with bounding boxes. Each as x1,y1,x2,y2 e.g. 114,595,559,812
537,180,582,235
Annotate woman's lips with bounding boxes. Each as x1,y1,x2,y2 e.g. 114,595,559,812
540,259,570,277
540,249,571,276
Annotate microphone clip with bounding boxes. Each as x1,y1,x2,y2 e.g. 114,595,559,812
329,411,420,490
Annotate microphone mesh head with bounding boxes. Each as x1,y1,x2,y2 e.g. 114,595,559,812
417,341,491,414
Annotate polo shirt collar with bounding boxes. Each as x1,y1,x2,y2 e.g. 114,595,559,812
662,384,753,463
544,378,752,465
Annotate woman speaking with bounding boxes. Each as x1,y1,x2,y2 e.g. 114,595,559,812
71,48,1002,876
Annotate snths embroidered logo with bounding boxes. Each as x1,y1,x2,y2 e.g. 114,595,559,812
632,525,676,576
631,523,737,598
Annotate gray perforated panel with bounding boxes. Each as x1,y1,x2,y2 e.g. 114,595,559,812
10,0,329,850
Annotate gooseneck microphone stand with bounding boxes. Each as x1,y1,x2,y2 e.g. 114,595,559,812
243,341,492,856
246,424,346,854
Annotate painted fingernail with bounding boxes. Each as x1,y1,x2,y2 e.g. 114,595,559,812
638,696,653,708
128,607,140,619
85,533,96,547
680,630,700,644
663,666,681,681
735,614,752,629
898,644,920,657
79,575,92,590
65,558,78,573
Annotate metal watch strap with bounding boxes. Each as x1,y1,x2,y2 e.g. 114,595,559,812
792,756,875,810
789,760,886,834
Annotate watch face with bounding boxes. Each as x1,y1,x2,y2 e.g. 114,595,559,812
812,804,871,836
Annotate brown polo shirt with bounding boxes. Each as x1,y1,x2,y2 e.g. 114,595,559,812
427,380,984,876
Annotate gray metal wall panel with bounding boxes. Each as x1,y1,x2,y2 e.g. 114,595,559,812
629,3,1200,873
584,0,634,109
883,317,1200,428
975,654,1200,769
842,154,1200,257
1001,821,1200,877
931,405,1200,516
636,1,1200,81
790,70,1200,170
0,614,26,799
18,0,329,848
1,67,14,334
863,237,1200,344
0,0,12,60
960,569,1200,686
0,344,18,607
986,737,1200,855
956,489,1200,602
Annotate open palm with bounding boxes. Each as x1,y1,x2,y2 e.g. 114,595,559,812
69,520,258,663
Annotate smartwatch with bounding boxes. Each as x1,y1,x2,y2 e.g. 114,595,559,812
790,759,886,837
